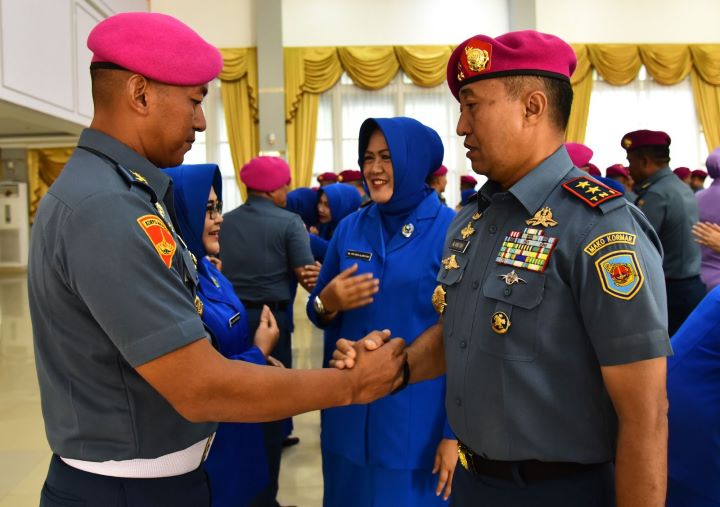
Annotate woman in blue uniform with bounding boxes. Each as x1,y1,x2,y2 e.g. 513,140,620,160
307,117,457,506
165,164,279,507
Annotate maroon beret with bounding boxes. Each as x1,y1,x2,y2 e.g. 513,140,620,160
565,142,593,168
460,175,478,185
240,156,291,192
586,163,601,177
620,130,671,151
88,12,223,86
431,165,448,177
447,30,577,100
317,172,338,183
673,167,691,180
606,164,629,178
691,169,708,179
338,169,362,182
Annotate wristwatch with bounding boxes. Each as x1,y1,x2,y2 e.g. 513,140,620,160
313,295,327,315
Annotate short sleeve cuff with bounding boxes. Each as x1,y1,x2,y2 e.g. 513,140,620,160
593,329,673,366
124,316,209,367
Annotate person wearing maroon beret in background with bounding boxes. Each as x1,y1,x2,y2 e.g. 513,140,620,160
317,171,339,187
426,165,449,205
333,30,670,507
28,12,405,507
606,164,637,202
690,169,708,192
459,174,477,192
339,168,370,204
622,129,705,335
673,166,692,185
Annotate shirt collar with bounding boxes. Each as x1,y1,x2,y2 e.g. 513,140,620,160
635,166,672,192
77,128,170,200
496,146,574,215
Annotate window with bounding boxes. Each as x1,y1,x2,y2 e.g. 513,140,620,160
182,80,243,213
314,73,477,207
584,67,708,174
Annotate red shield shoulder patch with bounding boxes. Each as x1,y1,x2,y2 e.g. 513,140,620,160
137,214,176,268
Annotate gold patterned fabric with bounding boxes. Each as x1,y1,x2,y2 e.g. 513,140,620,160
219,48,259,201
27,148,74,223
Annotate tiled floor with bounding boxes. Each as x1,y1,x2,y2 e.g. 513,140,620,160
0,272,324,506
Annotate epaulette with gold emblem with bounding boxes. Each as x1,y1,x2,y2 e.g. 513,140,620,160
562,176,621,208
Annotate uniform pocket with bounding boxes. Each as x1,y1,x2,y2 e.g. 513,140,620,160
478,265,546,361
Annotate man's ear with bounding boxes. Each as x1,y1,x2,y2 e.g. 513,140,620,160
126,74,151,116
524,90,548,126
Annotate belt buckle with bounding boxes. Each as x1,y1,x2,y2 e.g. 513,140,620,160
458,442,471,471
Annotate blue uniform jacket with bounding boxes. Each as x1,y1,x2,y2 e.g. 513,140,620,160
307,191,455,470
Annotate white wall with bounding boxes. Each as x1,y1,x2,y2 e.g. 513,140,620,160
536,0,720,43
150,0,255,47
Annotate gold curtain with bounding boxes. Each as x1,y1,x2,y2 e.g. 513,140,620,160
284,45,453,188
27,147,74,223
565,44,720,149
219,48,259,201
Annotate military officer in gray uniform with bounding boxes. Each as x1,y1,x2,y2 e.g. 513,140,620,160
28,13,405,507
333,30,671,507
622,129,705,335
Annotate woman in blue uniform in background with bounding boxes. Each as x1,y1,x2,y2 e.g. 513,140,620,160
165,164,280,507
307,117,457,506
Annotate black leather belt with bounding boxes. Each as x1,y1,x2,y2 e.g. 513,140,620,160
457,441,603,482
241,300,290,311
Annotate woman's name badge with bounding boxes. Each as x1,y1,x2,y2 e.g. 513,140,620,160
346,250,373,261
228,312,241,328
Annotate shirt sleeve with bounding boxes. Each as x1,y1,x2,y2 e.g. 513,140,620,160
60,191,208,368
286,214,315,269
231,346,267,366
572,206,673,366
306,221,345,329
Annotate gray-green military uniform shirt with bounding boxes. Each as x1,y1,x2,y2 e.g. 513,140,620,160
438,147,671,463
28,128,215,461
634,166,701,279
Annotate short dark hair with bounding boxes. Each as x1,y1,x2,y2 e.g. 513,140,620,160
633,145,671,165
500,76,573,131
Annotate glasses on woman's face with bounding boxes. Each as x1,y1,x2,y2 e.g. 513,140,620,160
206,200,223,219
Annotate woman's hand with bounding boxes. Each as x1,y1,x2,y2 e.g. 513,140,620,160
207,255,222,271
253,305,280,357
432,438,458,501
319,263,379,314
693,221,720,253
267,356,285,368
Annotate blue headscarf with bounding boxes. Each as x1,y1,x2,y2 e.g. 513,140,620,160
163,164,222,260
286,187,319,228
357,117,443,235
318,183,362,239
596,175,625,195
460,189,477,206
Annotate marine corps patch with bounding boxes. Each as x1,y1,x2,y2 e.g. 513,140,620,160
595,249,644,300
137,214,176,269
583,232,637,256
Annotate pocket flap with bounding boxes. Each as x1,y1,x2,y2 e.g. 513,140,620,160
483,265,546,310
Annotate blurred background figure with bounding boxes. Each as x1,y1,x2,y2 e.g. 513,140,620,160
565,142,594,172
693,147,720,291
338,169,369,204
459,174,477,192
690,169,708,192
606,164,637,202
426,164,448,205
317,171,338,187
673,166,692,185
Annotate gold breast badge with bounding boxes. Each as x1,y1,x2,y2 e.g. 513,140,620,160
442,255,460,271
194,295,204,316
461,221,476,240
472,212,482,221
491,311,511,334
498,270,527,286
432,285,447,315
526,206,558,228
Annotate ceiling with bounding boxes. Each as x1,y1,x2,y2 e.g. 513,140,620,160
0,99,83,146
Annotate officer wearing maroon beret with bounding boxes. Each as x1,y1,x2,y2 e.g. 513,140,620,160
317,171,339,187
622,129,705,335
28,12,405,507
333,30,671,507
606,164,637,202
674,166,692,185
690,169,708,192
338,168,369,203
426,165,449,204
459,174,478,192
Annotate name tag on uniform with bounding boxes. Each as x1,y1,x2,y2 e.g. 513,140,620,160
449,238,470,253
228,312,241,328
346,250,373,262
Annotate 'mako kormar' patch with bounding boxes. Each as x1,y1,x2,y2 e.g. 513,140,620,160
595,249,644,300
562,176,621,208
137,214,176,269
583,232,637,256
496,228,558,272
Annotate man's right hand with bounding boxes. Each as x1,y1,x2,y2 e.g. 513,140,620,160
330,333,386,369
319,263,380,314
345,329,406,404
253,305,280,357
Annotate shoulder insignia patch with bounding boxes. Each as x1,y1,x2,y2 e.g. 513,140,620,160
562,176,622,208
583,232,637,256
595,249,644,300
137,214,176,269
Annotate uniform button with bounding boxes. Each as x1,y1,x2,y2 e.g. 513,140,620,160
460,340,467,349
503,287,512,296
472,280,479,290
455,397,462,406
489,224,497,234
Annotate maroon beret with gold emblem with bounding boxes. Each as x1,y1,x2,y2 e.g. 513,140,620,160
620,130,671,152
338,169,361,182
317,172,338,184
691,169,708,179
447,30,577,101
